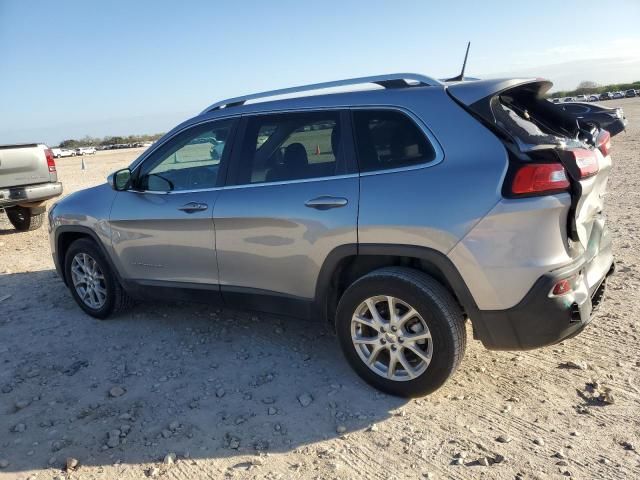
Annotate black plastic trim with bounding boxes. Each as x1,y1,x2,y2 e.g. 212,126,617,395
54,225,123,287
472,257,615,350
222,285,311,319
313,243,480,324
124,279,223,304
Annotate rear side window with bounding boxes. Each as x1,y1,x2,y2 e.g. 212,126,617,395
234,111,343,185
352,110,436,173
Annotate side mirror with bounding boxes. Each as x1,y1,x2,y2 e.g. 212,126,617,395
109,168,132,191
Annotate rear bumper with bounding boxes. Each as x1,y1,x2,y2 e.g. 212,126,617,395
0,182,63,208
472,224,614,350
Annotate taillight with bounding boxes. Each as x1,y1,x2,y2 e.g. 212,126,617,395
569,148,599,178
45,148,56,173
551,279,572,296
596,130,611,157
549,272,582,297
511,163,570,195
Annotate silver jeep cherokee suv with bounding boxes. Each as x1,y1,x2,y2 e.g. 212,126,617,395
49,74,615,397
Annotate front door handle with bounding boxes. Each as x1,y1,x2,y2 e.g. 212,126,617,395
304,196,348,210
178,202,208,213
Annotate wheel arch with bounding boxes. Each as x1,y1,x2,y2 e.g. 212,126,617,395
314,244,480,327
55,226,121,286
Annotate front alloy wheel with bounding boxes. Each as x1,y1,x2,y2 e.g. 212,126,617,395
64,238,133,319
70,252,107,309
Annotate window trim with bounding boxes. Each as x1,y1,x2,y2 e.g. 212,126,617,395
129,117,239,194
349,106,444,176
225,109,356,187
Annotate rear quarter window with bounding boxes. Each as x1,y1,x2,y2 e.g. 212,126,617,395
352,110,436,173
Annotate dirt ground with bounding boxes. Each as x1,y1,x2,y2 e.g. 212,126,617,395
1,99,639,480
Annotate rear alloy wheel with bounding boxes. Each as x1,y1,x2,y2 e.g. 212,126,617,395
64,238,133,319
351,295,433,381
336,267,466,397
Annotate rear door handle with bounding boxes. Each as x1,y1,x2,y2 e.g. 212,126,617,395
178,202,208,213
304,196,348,210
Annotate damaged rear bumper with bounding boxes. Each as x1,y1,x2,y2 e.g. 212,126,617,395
472,220,614,350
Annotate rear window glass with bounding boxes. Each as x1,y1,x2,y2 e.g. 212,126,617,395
353,110,436,172
491,97,563,148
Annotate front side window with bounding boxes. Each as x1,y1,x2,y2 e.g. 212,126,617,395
235,111,342,184
138,120,234,191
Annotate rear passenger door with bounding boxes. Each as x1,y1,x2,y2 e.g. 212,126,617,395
214,110,358,316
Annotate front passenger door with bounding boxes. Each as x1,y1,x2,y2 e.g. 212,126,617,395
109,118,236,287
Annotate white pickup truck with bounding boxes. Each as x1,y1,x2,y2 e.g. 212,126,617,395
0,144,63,231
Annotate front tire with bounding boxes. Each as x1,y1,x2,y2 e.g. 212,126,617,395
64,238,133,319
335,267,466,397
6,206,44,231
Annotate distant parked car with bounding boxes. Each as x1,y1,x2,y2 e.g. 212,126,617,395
588,95,599,102
599,92,613,101
563,97,574,102
57,149,75,157
75,147,96,155
575,95,587,102
558,102,627,136
625,89,636,98
612,92,624,99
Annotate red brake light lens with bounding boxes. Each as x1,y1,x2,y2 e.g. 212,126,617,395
549,273,582,297
511,163,570,195
596,130,611,157
552,279,572,296
569,148,599,179
45,148,56,173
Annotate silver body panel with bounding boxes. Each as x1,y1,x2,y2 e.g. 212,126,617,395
214,177,358,299
109,189,220,284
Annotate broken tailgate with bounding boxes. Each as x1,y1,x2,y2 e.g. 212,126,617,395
447,78,613,253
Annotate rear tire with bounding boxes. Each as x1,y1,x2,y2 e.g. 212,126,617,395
6,206,44,231
64,238,133,319
335,267,466,397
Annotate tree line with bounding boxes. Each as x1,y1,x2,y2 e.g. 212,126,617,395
58,133,165,149
550,80,640,98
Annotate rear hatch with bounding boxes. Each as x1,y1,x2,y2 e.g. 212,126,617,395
0,144,53,189
447,79,612,253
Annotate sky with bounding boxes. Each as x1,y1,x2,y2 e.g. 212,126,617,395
1,0,639,146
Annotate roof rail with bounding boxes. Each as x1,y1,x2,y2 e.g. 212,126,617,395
200,73,441,114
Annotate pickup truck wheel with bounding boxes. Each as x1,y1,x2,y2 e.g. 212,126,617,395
64,238,133,319
5,206,43,231
335,267,466,397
